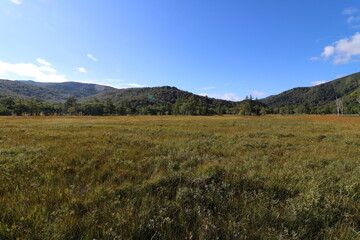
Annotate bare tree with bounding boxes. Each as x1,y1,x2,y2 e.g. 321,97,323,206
336,97,344,116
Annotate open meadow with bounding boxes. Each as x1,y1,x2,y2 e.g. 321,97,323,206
0,115,359,239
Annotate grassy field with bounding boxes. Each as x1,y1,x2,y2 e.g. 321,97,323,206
0,115,359,239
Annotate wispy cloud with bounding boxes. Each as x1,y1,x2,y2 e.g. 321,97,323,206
342,7,360,27
318,32,360,64
335,74,346,79
310,56,320,61
106,78,147,88
87,53,98,62
252,91,266,97
311,81,327,86
104,78,146,88
0,60,67,82
128,83,145,88
10,0,22,5
310,74,347,86
35,58,59,74
347,16,360,23
39,66,57,73
77,67,86,73
199,93,242,101
342,7,358,15
36,58,51,66
106,78,124,82
200,86,216,90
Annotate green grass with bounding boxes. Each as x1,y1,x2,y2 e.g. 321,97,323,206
0,115,359,239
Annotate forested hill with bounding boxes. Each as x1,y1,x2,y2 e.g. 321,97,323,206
18,80,116,99
0,79,245,115
0,79,64,101
0,79,237,107
0,74,359,116
0,79,115,101
84,86,237,108
261,72,360,107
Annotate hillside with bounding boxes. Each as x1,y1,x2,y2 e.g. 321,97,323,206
0,73,358,114
261,72,360,107
19,81,116,99
0,79,237,108
0,80,243,115
0,79,117,102
85,86,237,108
0,79,65,101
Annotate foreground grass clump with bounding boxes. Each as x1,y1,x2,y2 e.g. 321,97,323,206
0,115,359,239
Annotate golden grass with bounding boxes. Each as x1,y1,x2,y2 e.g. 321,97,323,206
0,115,359,239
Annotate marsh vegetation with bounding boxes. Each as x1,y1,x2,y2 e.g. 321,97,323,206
0,116,359,239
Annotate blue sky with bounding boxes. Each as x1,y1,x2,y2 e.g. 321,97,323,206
1,0,360,101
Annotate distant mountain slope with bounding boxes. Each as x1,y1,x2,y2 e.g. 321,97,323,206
261,73,360,107
0,87,22,99
84,86,237,108
1,72,358,109
0,80,238,108
0,79,65,101
19,81,116,99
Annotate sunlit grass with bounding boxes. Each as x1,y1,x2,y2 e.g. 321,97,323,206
0,115,359,239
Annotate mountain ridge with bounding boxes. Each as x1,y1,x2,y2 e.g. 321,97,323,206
260,72,360,107
0,79,238,109
0,72,359,112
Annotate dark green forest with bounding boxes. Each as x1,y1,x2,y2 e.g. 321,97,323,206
261,72,360,107
0,94,359,116
0,95,260,116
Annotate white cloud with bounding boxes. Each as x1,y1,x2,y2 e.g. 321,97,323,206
199,92,242,101
321,46,335,58
10,0,22,5
311,81,327,86
218,93,242,101
36,58,51,66
77,67,86,73
106,78,124,82
39,66,57,73
310,56,320,61
343,7,358,15
319,32,360,64
252,91,266,97
200,86,216,90
335,74,346,79
127,83,145,88
103,79,146,88
0,60,67,82
87,54,98,62
311,74,348,86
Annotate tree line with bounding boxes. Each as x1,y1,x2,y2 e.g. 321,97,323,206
0,95,359,116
